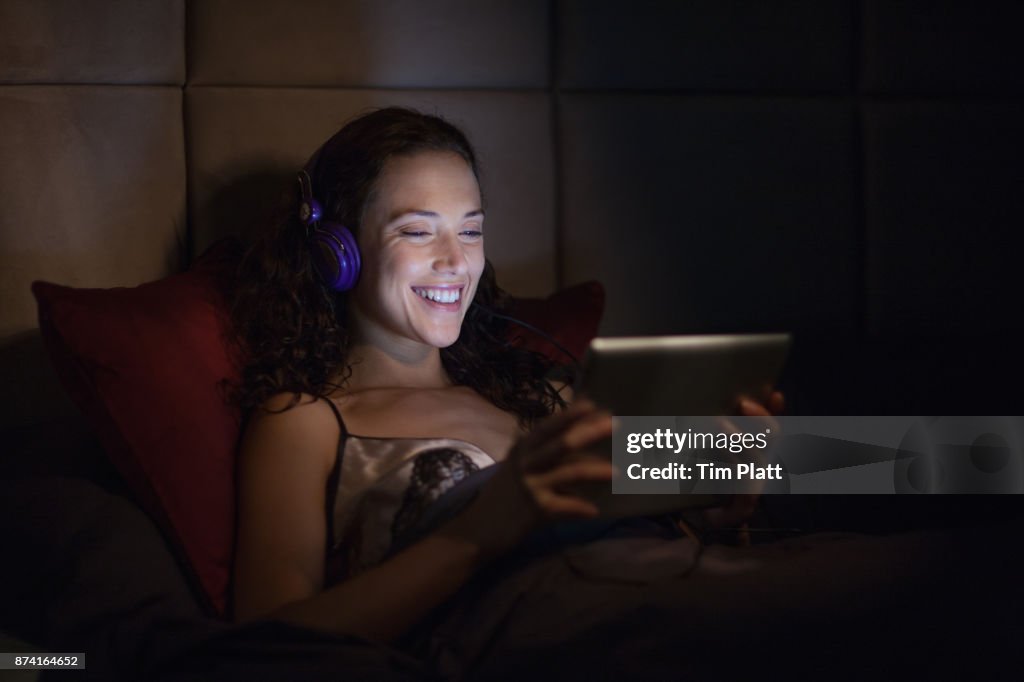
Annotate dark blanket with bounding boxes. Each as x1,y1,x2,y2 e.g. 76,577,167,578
387,469,1024,680
3,466,1021,681
0,476,430,681
405,525,1022,680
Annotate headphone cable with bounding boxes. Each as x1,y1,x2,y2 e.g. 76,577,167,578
472,303,583,370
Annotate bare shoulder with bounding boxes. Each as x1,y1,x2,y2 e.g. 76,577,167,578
240,392,341,475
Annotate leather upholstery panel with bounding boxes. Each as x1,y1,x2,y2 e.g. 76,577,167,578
0,0,184,84
560,94,859,336
189,0,549,88
558,0,854,91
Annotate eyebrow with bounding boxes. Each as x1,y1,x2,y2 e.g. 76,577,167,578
387,208,485,224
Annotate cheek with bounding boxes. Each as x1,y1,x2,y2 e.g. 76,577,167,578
467,251,486,300
469,248,486,278
374,247,418,287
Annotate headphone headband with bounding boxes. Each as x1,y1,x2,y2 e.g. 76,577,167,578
296,170,322,228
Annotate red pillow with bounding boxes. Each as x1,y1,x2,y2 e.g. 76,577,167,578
510,281,605,365
33,239,604,617
33,240,242,616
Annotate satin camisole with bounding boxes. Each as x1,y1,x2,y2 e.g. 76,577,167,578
320,399,497,586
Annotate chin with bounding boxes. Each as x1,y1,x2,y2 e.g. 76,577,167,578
428,332,462,349
412,323,463,349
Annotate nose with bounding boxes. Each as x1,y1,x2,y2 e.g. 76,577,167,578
431,231,468,276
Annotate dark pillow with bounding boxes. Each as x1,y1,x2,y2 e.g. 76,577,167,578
32,239,604,617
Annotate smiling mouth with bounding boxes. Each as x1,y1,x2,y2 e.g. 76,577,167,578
411,285,464,308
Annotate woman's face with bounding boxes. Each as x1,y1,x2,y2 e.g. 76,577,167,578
350,150,485,350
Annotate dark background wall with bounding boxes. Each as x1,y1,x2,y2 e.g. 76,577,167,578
552,1,1024,418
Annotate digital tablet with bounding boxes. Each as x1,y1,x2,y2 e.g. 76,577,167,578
577,333,791,416
573,333,792,517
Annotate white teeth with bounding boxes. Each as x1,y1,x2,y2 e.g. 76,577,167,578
414,287,461,304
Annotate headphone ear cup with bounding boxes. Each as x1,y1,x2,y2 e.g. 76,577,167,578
310,222,361,292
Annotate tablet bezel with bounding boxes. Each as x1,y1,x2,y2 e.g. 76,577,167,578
572,332,791,517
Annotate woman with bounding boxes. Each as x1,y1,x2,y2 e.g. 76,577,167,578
229,107,782,639
232,108,1024,682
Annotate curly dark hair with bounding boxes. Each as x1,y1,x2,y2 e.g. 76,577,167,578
229,107,568,427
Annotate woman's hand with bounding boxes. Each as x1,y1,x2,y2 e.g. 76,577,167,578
700,391,785,534
442,399,615,559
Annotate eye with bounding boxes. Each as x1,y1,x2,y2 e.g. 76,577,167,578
460,229,483,239
400,230,430,238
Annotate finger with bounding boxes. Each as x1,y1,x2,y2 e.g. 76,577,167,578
520,410,613,470
768,391,786,415
712,417,742,466
738,398,771,417
736,398,781,441
713,417,766,495
507,401,600,467
717,416,739,435
561,411,614,450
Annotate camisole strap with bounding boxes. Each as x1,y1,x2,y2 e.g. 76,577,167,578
320,397,349,437
321,396,347,567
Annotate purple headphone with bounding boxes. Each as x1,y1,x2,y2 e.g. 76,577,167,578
297,149,361,292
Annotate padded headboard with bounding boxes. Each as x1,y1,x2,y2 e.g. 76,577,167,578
1,0,559,436
3,0,1023,436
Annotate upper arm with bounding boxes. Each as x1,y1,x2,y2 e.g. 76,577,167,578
232,393,340,622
